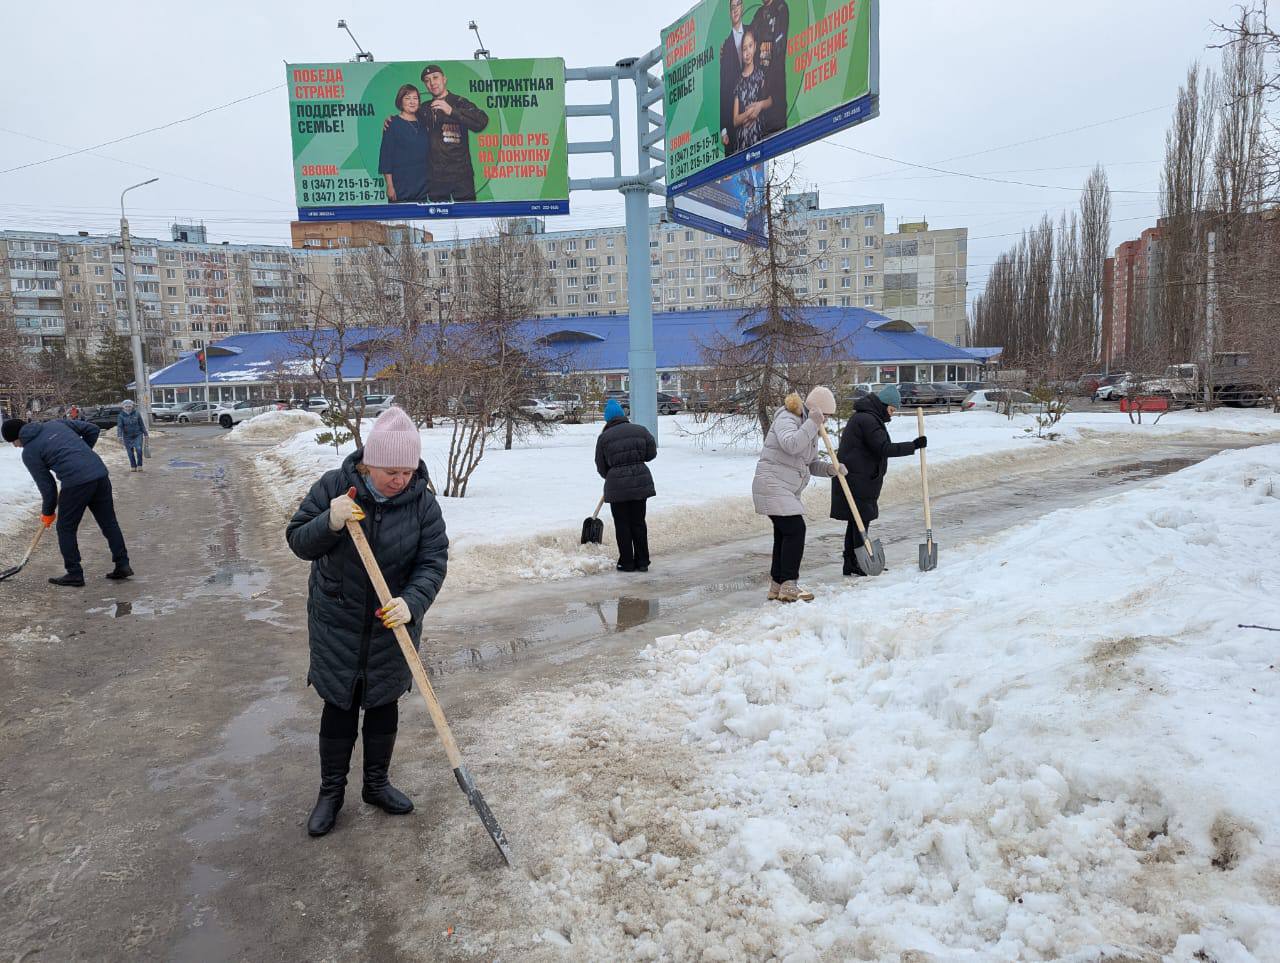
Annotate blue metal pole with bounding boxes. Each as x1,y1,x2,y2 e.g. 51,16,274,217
623,183,657,437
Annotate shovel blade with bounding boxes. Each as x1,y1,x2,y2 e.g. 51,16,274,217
918,541,938,572
854,538,886,577
454,766,514,867
580,516,604,545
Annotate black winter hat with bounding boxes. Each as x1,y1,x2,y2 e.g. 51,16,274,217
2,418,26,443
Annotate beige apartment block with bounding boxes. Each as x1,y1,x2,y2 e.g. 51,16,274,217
883,220,969,346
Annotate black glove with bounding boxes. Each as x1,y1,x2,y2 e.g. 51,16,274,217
914,436,927,450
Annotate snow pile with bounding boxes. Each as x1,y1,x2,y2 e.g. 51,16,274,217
0,444,39,538
253,409,1280,590
467,445,1280,960
226,409,322,444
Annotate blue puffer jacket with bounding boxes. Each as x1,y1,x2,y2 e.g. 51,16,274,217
19,419,108,515
116,410,148,440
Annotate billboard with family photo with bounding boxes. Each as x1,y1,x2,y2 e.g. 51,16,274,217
662,0,879,196
287,58,569,220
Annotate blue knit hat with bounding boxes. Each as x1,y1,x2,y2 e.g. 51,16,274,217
604,398,625,422
878,385,902,407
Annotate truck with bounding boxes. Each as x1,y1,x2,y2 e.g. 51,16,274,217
1142,353,1268,408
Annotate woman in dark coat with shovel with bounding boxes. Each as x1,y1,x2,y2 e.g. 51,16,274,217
595,398,657,572
286,407,448,837
831,385,926,575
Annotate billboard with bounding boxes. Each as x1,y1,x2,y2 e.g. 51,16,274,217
287,58,569,220
668,163,769,246
661,0,879,196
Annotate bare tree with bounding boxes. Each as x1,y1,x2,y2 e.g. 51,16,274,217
1080,164,1112,361
699,165,851,437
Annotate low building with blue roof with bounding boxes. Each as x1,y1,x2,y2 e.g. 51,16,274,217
145,307,986,406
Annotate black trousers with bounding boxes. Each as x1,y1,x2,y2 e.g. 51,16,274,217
610,499,650,570
320,680,398,740
843,519,873,575
769,514,806,584
428,178,477,203
56,476,129,578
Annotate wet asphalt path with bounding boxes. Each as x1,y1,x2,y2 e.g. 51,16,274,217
0,425,1265,961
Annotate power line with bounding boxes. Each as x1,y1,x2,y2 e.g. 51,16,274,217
0,83,285,175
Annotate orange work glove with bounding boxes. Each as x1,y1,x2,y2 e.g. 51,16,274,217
327,486,366,531
41,513,56,529
375,597,411,630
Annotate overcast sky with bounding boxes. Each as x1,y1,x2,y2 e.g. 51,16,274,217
0,0,1247,307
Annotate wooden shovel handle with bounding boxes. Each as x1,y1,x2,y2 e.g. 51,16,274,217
593,495,606,519
916,408,933,534
817,424,875,552
345,519,463,770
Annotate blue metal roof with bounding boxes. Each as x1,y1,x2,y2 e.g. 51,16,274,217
148,308,974,387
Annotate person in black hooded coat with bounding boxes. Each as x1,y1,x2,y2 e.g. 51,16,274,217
594,398,657,572
830,387,925,575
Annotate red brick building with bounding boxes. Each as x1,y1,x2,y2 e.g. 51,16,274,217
1102,225,1160,368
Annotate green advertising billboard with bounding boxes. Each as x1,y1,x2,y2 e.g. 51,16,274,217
287,58,569,221
662,0,879,195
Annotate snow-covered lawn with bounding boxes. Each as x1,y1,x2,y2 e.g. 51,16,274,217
0,444,40,539
249,407,1280,589
462,443,1280,961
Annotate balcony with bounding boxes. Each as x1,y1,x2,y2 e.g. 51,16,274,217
8,268,62,280
14,305,65,318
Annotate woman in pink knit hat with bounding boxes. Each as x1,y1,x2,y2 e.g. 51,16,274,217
286,406,449,837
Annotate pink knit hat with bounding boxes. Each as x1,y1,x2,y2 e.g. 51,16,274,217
363,406,421,469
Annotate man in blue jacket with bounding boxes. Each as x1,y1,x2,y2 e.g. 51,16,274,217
2,416,133,587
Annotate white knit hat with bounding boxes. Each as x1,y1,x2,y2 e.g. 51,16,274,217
363,406,421,468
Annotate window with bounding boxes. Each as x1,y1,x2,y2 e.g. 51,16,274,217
863,275,875,288
166,286,178,297
606,255,616,266
864,214,876,229
840,237,851,250
841,277,851,289
685,287,696,300
818,259,829,271
567,294,579,306
685,267,696,280
665,289,678,302
586,293,599,305
666,252,675,262
840,217,851,230
704,266,717,279
817,239,828,251
726,248,740,261
586,257,597,268
684,231,694,242
566,258,578,269
96,303,108,316
607,292,617,303
864,236,875,248
840,296,851,306
818,279,828,290
437,251,449,262
95,283,107,296
705,285,719,298
817,219,828,231
863,295,874,306
683,249,696,261
864,255,875,269
94,265,105,276
566,276,578,287
566,240,577,251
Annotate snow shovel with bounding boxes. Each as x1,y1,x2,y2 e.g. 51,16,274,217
818,424,885,576
344,515,514,867
916,408,937,572
580,494,605,545
0,522,48,582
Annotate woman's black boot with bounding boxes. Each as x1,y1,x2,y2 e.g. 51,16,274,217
361,732,414,814
307,736,355,836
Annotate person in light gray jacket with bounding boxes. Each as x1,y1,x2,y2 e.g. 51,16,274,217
751,386,844,603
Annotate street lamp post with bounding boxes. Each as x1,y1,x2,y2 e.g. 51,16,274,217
120,178,159,428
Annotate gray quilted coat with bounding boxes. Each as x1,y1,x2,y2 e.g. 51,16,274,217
752,394,837,517
286,450,448,709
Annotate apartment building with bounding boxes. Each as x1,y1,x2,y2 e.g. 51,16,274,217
882,220,969,346
1,194,970,366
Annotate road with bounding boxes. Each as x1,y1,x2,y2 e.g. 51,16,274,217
0,424,1265,961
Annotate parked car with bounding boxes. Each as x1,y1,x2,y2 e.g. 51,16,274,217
656,392,685,415
1077,372,1109,395
176,402,232,423
1092,374,1138,402
961,389,1048,414
930,383,970,406
361,394,396,416
82,405,124,428
850,382,889,398
299,396,332,413
548,392,583,414
510,398,564,422
149,403,181,421
716,389,756,414
896,382,943,407
217,399,280,429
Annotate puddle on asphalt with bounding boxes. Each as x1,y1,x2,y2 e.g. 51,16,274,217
1092,457,1198,479
171,861,239,963
86,598,165,619
167,458,203,469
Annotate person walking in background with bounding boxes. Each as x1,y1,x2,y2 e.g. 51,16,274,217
116,399,149,472
752,387,844,603
286,406,448,837
831,385,926,576
594,398,657,573
2,415,132,587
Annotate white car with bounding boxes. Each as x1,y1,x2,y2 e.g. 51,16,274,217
218,400,281,429
175,402,232,423
509,398,564,422
362,394,396,416
961,389,1048,414
1093,380,1134,402
149,403,181,421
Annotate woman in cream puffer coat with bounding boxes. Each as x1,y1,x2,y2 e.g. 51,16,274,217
751,386,844,603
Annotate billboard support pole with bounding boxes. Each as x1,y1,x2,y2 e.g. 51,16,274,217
564,51,664,440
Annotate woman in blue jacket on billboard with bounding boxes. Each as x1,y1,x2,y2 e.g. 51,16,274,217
379,84,431,204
